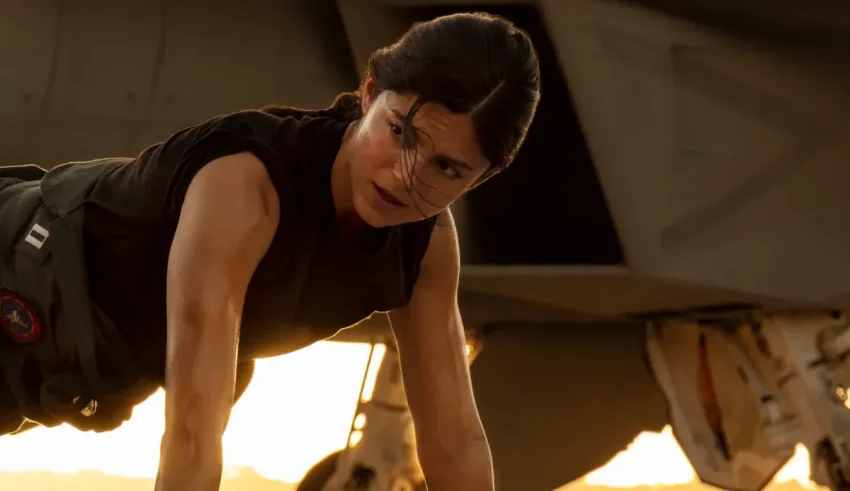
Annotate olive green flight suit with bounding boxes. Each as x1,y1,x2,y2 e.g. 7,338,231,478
0,162,155,436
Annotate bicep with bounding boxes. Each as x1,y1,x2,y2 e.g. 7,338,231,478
164,152,279,440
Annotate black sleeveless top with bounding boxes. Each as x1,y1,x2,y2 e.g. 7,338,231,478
80,110,436,378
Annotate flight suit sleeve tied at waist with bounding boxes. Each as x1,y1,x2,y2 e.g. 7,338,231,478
0,163,156,433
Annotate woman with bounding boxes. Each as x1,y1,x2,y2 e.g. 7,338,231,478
0,11,539,491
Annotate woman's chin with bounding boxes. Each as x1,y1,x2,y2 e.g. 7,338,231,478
353,196,394,228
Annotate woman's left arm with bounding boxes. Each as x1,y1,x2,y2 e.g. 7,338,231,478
388,210,494,491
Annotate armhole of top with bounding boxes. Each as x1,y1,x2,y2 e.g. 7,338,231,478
164,112,292,218
403,216,439,299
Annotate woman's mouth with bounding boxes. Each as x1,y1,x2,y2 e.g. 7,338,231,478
372,183,406,208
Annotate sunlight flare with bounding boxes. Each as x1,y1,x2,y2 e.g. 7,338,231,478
0,342,833,489
0,342,373,483
578,426,825,489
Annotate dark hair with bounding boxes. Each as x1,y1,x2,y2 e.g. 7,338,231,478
371,13,540,177
268,12,539,175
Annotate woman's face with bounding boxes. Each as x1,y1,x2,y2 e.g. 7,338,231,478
341,79,491,228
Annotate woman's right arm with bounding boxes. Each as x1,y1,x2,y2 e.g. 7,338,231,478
154,152,280,491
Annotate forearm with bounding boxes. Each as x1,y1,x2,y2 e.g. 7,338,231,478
155,432,224,491
419,432,494,491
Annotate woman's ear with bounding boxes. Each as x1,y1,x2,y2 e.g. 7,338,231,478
361,75,377,113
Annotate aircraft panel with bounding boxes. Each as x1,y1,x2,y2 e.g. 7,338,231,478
0,0,360,169
0,124,41,166
0,0,58,124
27,123,137,168
624,0,850,53
544,0,850,304
470,321,668,490
148,0,356,126
42,0,164,124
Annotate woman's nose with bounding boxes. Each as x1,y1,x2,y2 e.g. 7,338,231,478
387,148,423,185
391,160,405,183
390,153,417,184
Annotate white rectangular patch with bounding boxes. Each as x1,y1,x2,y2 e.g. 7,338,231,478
24,223,49,250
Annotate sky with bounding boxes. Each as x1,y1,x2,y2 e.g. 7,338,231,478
0,341,829,490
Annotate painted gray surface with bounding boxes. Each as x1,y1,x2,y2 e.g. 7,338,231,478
0,0,357,166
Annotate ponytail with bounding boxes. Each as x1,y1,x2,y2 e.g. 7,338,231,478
260,92,363,122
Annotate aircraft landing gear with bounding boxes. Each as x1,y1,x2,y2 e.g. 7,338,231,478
814,438,850,490
297,334,483,491
646,310,850,491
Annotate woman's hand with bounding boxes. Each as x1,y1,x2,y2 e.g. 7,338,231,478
154,152,279,491
389,210,494,491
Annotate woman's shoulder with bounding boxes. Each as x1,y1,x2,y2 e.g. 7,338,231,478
180,108,302,146
93,101,351,223
182,106,348,159
182,92,359,155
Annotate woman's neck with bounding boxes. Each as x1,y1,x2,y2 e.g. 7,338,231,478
331,121,370,242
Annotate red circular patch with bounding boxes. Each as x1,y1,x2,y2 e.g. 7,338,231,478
0,290,42,344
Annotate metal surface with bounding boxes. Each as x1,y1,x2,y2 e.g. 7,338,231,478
545,0,850,304
646,312,850,490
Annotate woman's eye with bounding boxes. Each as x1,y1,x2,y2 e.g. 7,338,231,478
435,159,461,179
388,122,403,137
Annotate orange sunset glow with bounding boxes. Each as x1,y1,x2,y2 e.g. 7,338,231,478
0,341,829,490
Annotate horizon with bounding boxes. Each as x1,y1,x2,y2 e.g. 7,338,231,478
0,341,829,490
0,459,826,491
